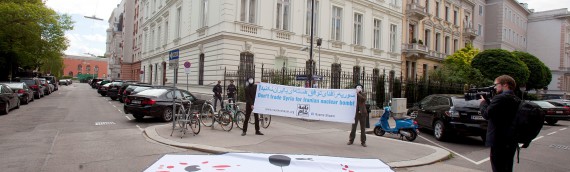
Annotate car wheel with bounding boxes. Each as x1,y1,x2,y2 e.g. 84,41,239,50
1,103,9,115
31,95,35,102
374,126,386,136
546,119,558,125
110,97,117,101
132,113,144,121
119,98,124,103
162,108,173,122
433,120,448,141
24,97,29,105
15,99,20,109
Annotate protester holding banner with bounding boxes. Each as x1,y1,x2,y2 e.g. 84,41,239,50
242,77,263,136
348,84,368,147
212,80,223,111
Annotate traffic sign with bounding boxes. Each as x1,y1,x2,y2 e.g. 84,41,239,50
168,49,180,61
169,59,179,69
184,61,191,74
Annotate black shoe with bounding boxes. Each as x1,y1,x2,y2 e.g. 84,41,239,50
347,141,353,145
241,132,246,136
361,143,367,147
255,132,264,135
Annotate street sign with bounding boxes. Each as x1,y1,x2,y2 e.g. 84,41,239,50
140,70,144,74
184,61,191,74
169,59,179,69
168,49,180,61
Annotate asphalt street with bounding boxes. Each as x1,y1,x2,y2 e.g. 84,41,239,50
0,83,205,172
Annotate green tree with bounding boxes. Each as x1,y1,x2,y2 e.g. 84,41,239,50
471,49,530,87
429,44,491,86
0,0,73,79
512,51,552,90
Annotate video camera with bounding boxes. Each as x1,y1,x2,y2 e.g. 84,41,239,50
464,86,496,102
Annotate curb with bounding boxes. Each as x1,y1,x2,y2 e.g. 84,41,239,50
144,124,451,168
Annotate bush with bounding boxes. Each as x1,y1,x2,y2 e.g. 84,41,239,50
512,51,551,90
472,49,530,87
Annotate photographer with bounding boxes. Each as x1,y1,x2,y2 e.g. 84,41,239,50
479,75,520,172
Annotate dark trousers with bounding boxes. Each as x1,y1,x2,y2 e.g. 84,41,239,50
227,94,235,103
349,113,367,143
243,104,260,133
490,144,517,172
213,95,223,111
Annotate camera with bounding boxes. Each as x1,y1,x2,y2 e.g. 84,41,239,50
464,86,496,101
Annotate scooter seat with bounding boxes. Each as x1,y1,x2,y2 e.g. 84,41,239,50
392,116,413,120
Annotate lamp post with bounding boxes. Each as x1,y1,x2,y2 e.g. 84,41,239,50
308,0,315,88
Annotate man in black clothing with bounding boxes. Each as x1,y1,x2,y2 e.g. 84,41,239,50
479,75,520,172
242,77,263,136
227,80,237,104
212,80,223,111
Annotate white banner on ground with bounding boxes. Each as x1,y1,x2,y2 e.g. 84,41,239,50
144,153,393,172
252,83,357,123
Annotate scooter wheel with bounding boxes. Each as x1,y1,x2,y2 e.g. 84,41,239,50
374,127,385,136
404,129,417,142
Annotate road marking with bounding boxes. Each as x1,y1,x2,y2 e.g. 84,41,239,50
475,157,490,164
533,136,544,142
560,128,567,131
136,125,143,131
125,116,132,120
112,105,116,108
547,131,557,135
40,130,60,171
118,109,122,113
95,122,116,126
418,135,487,165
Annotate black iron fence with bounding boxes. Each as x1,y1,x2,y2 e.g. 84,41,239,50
223,64,466,108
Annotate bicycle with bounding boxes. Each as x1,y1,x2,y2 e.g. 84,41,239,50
170,101,200,138
248,112,272,129
212,105,234,131
199,95,216,127
220,98,246,129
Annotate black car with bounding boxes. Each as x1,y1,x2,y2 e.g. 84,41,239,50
531,101,570,125
121,84,150,102
118,82,148,103
0,84,20,114
40,76,58,91
20,78,45,99
98,83,112,96
90,79,103,88
107,81,126,100
409,94,487,141
124,88,204,121
544,99,570,109
2,82,34,104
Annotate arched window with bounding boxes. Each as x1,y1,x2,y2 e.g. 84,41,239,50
77,64,82,72
68,71,74,77
199,54,205,85
240,52,255,79
86,65,91,73
94,66,99,73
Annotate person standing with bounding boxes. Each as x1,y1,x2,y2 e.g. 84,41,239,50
212,80,223,111
348,84,367,147
227,80,237,105
242,77,263,136
479,75,520,172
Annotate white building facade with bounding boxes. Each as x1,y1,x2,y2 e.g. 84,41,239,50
140,0,404,95
106,2,126,80
527,8,570,97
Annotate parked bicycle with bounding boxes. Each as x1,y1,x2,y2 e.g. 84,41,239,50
199,95,216,127
211,106,234,131
170,101,200,138
248,113,272,129
219,98,246,129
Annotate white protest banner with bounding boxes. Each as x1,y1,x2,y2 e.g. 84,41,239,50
252,83,357,123
144,153,393,172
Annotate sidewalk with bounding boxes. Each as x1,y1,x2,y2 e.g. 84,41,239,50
144,116,451,168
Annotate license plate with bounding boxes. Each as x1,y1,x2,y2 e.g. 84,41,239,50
471,115,485,120
556,111,563,114
132,100,141,104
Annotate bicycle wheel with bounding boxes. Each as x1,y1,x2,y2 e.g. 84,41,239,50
176,107,186,128
190,114,201,135
260,114,272,129
200,103,214,127
219,111,234,132
235,111,246,129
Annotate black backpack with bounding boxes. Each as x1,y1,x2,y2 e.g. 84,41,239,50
510,100,545,163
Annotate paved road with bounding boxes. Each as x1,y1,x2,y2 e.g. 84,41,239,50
394,119,570,171
0,83,204,172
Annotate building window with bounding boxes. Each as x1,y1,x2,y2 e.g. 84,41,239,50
149,65,153,83
453,10,458,25
435,33,441,52
68,71,73,77
199,54,204,85
77,64,82,72
94,66,99,73
444,36,450,54
478,24,482,35
390,24,397,52
353,13,363,45
157,26,161,48
424,29,431,48
176,7,181,38
453,39,458,52
423,64,428,79
479,5,483,16
373,19,382,49
305,0,319,36
445,6,449,21
331,6,342,41
151,29,155,50
86,65,91,72
435,2,440,18
164,21,168,45
241,0,257,23
425,0,430,14
275,0,291,30
240,52,255,80
201,0,208,27
154,63,158,84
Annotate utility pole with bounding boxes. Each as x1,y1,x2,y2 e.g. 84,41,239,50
308,0,315,88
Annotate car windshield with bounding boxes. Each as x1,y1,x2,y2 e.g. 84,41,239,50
451,97,480,108
5,83,23,89
103,83,112,87
133,86,151,93
112,82,123,86
136,89,167,97
21,80,36,86
533,101,556,108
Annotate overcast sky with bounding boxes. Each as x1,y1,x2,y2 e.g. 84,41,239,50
46,0,570,57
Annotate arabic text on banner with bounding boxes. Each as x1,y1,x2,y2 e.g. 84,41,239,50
252,83,357,123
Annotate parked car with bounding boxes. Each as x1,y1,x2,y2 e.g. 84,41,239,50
59,79,69,86
97,80,111,89
2,82,34,104
544,99,570,109
40,76,58,91
66,79,72,84
121,84,151,103
38,78,52,95
98,83,112,96
531,101,570,125
20,78,45,99
124,88,204,121
409,94,487,141
0,84,20,114
107,81,127,100
90,79,103,88
116,82,146,103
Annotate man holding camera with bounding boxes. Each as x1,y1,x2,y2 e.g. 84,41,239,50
479,75,520,172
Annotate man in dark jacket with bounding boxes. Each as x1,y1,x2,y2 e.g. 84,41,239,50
227,80,237,105
212,80,223,111
348,84,368,147
242,77,263,136
479,75,520,172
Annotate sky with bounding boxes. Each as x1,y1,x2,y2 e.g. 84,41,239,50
45,0,570,57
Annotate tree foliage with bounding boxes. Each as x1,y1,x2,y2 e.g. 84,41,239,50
0,0,73,79
512,51,552,90
471,49,530,87
429,45,491,87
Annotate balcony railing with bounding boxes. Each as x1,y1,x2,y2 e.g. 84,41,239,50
463,27,478,40
403,43,429,54
235,21,262,35
406,3,428,20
